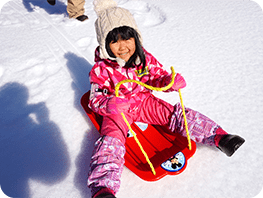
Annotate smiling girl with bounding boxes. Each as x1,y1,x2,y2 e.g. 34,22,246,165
86,1,245,198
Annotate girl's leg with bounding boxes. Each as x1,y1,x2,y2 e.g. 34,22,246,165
100,113,134,144
136,94,174,126
88,136,125,197
169,103,219,146
137,94,220,146
169,103,245,156
88,113,134,197
137,94,244,156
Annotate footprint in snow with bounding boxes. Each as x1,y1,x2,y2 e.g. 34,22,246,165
120,1,166,27
76,37,98,53
77,37,92,48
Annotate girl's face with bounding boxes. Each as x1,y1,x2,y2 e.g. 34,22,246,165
109,37,136,62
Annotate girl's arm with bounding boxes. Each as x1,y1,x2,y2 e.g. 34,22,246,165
146,54,186,91
88,65,130,116
89,83,130,116
88,83,111,115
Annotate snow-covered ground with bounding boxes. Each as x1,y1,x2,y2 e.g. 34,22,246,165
0,0,263,197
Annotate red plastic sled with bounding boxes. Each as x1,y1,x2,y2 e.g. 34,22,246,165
81,91,196,182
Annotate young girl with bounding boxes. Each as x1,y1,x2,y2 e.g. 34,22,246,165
87,1,245,198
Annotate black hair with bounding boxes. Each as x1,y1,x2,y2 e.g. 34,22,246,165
105,26,146,71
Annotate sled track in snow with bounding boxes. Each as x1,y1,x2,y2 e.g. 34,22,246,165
10,0,92,93
10,0,92,64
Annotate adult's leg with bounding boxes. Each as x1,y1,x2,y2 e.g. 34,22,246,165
67,0,85,18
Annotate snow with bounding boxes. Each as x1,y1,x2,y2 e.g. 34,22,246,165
0,0,263,197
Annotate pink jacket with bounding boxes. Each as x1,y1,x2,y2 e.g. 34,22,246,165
88,47,186,116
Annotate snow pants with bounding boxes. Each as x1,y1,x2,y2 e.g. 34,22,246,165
88,94,219,196
67,0,85,18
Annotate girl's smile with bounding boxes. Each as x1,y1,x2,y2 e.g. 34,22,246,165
109,37,136,62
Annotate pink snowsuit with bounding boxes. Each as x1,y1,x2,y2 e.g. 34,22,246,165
87,47,219,196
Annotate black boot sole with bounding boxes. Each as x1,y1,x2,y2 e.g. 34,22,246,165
47,0,56,6
76,15,89,22
218,135,245,157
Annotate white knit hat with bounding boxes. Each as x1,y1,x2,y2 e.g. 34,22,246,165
93,0,142,61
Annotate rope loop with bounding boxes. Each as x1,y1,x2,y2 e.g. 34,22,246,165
115,66,191,175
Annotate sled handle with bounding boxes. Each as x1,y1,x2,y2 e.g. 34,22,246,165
115,66,176,94
116,67,192,150
114,66,175,176
115,67,191,175
178,89,192,150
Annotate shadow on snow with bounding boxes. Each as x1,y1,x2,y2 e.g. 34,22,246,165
64,52,100,198
0,82,70,198
22,0,67,15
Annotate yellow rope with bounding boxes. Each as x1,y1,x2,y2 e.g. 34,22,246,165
178,89,192,150
115,67,176,95
120,112,156,175
115,66,191,175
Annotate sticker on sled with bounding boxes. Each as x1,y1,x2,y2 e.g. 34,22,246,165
161,152,185,172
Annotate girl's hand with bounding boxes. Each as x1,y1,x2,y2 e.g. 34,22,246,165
169,73,186,91
107,97,130,114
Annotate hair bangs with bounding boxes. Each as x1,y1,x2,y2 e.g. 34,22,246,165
108,26,134,43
